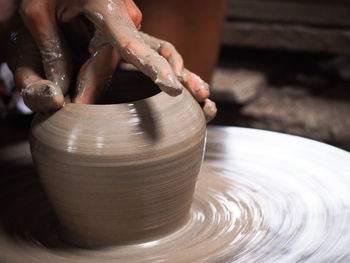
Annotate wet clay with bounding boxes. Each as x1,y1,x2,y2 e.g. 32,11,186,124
139,32,216,122
1,127,350,262
30,88,206,247
18,0,183,102
72,29,217,121
73,33,120,104
11,0,217,119
2,9,65,113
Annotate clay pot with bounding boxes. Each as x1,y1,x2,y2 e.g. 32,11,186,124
29,88,206,247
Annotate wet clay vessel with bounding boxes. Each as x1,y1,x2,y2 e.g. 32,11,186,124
29,89,206,247
2,127,350,262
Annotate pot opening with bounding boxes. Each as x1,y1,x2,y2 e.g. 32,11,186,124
80,70,161,105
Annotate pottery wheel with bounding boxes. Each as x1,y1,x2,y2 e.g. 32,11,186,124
1,127,350,262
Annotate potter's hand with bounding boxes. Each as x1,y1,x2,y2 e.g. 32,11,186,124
74,30,217,122
19,0,185,107
2,6,66,113
140,32,217,122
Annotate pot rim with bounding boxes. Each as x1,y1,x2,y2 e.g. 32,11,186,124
66,90,172,108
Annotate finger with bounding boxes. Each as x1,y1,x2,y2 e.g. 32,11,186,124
74,34,120,104
139,32,209,102
20,0,72,94
138,30,214,121
82,0,183,96
140,32,184,77
20,75,65,113
5,21,64,113
203,99,217,123
180,68,210,102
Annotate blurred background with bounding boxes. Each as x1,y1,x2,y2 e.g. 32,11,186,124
211,0,350,151
1,0,350,150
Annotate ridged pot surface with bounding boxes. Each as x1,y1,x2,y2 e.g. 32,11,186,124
30,89,206,247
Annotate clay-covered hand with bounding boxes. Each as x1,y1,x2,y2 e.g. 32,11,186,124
18,0,186,108
74,30,217,122
1,1,67,113
139,32,217,122
16,0,217,120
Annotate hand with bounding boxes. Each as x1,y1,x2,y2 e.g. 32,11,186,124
14,0,217,121
73,31,217,122
2,9,66,112
18,0,182,105
138,32,217,122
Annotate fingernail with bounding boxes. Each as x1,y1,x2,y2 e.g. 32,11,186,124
194,85,210,102
203,99,217,123
21,82,64,113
